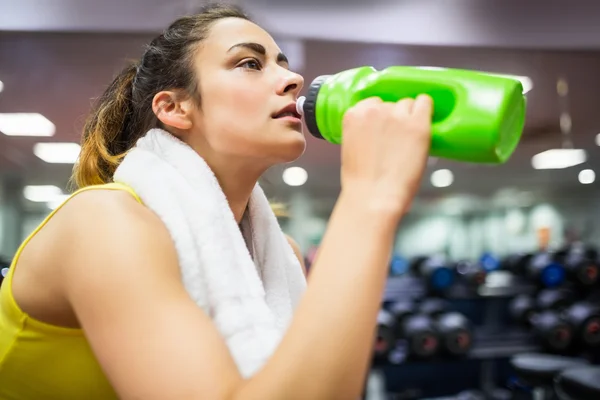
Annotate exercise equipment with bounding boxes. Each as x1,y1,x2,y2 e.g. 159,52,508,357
479,252,501,272
389,254,409,276
555,366,600,400
453,389,485,400
454,260,487,287
0,257,9,287
536,288,575,311
410,255,455,293
504,252,566,288
509,294,573,352
554,243,599,287
526,252,567,288
510,353,589,400
486,388,512,400
0,267,8,284
373,309,397,364
446,388,510,400
417,298,473,357
563,301,600,349
297,65,526,164
389,301,440,359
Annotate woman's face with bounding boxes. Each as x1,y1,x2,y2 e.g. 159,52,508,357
190,17,306,166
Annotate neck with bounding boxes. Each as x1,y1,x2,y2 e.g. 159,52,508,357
211,159,266,224
182,130,269,224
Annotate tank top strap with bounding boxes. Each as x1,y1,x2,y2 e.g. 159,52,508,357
4,182,143,280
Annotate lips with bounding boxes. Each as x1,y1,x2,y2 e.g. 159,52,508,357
273,103,301,119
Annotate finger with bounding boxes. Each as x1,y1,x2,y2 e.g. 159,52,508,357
395,98,415,115
413,94,434,118
358,96,384,107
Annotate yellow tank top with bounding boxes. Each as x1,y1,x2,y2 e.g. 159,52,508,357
0,182,142,400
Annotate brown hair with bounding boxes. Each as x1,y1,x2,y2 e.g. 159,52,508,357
71,3,250,189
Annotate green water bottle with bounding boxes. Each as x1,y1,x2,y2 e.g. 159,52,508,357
296,66,527,164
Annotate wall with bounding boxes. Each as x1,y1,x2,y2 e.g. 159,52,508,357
0,177,25,260
394,192,600,262
0,182,4,257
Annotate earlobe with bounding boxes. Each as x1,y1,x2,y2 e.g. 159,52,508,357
152,91,193,130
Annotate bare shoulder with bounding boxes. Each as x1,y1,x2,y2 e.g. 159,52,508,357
12,187,178,329
285,234,307,278
60,188,159,230
54,188,243,399
57,188,180,283
53,189,174,267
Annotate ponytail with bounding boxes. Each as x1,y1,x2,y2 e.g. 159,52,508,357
70,63,137,189
70,4,251,190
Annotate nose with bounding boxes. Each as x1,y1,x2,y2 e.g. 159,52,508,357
277,69,304,98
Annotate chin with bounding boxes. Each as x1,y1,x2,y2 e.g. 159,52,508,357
273,133,306,163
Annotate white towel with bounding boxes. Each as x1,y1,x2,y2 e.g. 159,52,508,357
112,128,307,377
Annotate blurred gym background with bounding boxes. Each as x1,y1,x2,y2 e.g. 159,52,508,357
2,1,600,399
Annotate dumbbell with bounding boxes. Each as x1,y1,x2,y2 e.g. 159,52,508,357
536,288,575,310
555,365,600,400
417,298,473,357
563,301,600,349
410,255,455,293
533,288,600,349
388,300,440,359
453,254,499,287
0,258,9,287
453,390,486,400
373,309,396,364
509,294,573,352
389,254,409,276
511,353,590,400
505,252,566,288
480,252,501,272
453,260,487,287
554,243,599,288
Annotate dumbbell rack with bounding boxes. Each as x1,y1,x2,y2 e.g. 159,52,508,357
368,272,545,399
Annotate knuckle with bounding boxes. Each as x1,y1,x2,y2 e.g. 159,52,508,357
391,109,408,123
349,101,381,119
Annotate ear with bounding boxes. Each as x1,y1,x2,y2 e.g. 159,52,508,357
152,90,194,131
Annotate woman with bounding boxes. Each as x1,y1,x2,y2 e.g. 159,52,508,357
0,3,432,400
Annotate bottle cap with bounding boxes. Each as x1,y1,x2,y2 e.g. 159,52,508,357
296,96,306,117
302,75,330,140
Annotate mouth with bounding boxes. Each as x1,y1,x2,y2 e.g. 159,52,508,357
272,102,302,120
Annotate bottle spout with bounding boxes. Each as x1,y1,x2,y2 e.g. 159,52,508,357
296,96,306,118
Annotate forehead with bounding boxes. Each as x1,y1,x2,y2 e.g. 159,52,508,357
203,17,281,55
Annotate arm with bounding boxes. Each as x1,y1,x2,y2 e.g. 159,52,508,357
61,189,397,400
238,192,397,399
61,191,243,400
62,96,432,400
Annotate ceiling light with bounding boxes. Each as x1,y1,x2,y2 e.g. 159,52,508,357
0,80,4,93
579,169,595,185
0,113,55,137
282,166,308,186
23,185,63,202
531,149,586,170
595,133,600,147
431,169,454,188
33,142,81,164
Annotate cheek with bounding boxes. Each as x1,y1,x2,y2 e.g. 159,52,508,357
202,78,270,151
213,78,266,123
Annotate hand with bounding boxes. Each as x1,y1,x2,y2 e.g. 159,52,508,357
340,95,433,220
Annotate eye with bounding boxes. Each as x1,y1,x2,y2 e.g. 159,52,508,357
238,58,262,71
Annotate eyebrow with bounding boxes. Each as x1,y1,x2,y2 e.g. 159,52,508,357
227,42,289,65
